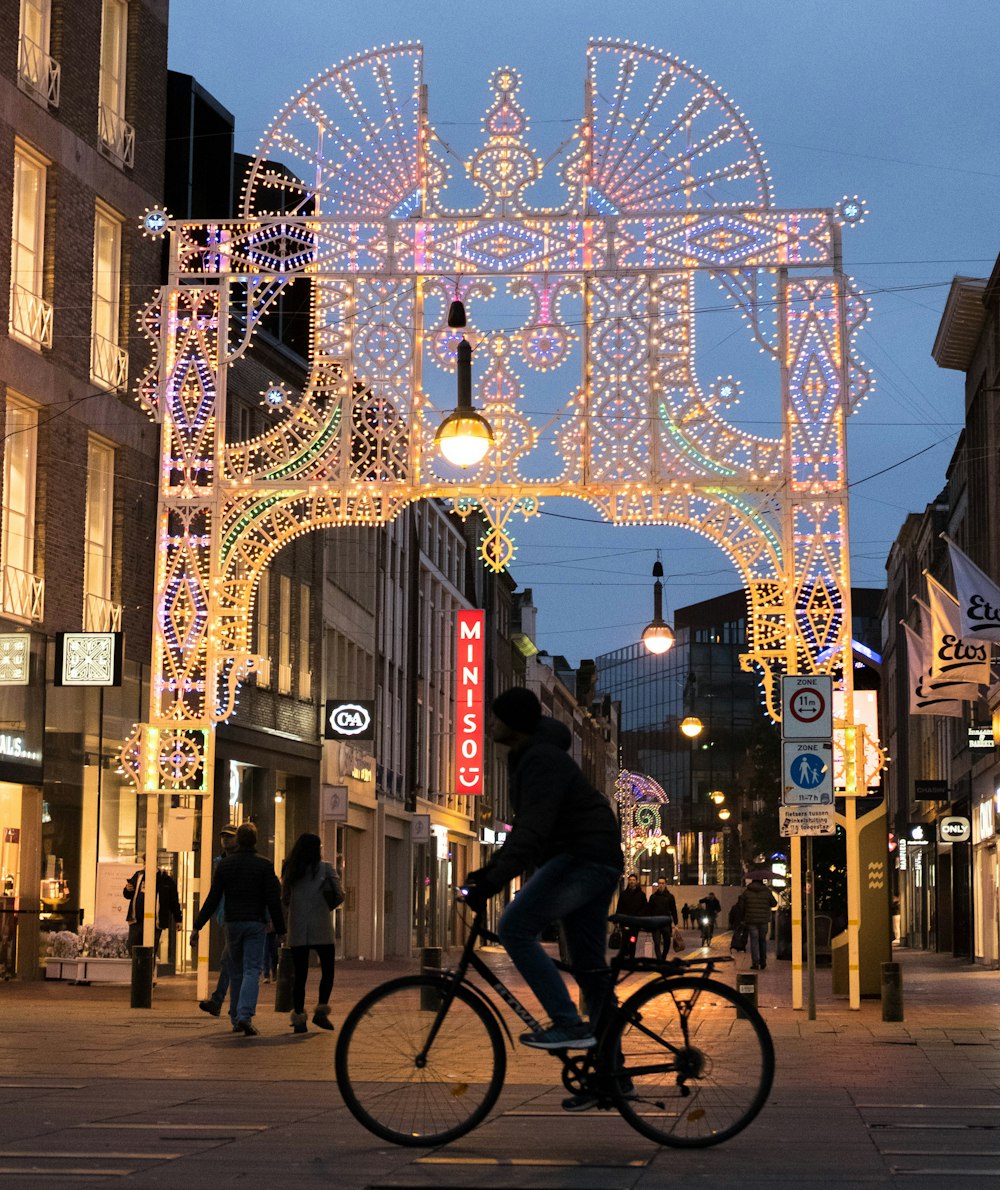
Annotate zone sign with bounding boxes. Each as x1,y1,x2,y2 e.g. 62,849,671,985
781,675,833,739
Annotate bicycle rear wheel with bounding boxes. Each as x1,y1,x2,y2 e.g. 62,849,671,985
335,974,506,1147
606,976,774,1147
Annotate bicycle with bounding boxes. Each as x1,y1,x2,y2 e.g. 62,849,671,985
335,908,774,1149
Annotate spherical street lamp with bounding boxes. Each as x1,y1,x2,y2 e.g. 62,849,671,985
709,790,726,804
718,807,731,821
680,715,703,739
641,559,675,654
435,337,494,468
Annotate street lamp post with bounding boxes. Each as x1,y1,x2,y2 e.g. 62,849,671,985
679,715,703,883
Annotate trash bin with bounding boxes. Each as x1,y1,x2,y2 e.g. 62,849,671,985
775,906,792,961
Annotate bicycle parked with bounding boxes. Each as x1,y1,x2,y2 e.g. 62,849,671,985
335,909,775,1148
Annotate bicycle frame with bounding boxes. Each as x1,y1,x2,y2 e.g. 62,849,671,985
416,909,731,1068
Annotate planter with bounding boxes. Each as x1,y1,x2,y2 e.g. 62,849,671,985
45,957,132,984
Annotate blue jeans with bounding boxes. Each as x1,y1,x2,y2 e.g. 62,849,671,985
226,921,266,1023
749,923,768,968
498,854,621,1028
211,942,232,1017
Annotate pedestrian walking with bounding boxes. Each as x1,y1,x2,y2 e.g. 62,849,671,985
647,878,678,961
459,686,623,1113
615,873,648,959
740,878,777,970
281,832,343,1033
190,822,285,1037
198,825,238,1020
123,860,182,956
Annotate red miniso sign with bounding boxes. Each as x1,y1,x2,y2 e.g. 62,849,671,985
455,610,485,795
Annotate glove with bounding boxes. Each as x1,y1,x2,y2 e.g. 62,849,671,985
461,870,490,912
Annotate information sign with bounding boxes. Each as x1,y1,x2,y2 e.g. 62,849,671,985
781,675,833,739
782,740,834,805
779,804,836,837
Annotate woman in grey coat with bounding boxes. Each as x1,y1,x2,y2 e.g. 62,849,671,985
281,833,343,1033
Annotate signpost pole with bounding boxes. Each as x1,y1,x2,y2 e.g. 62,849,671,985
790,835,803,1009
805,834,816,1020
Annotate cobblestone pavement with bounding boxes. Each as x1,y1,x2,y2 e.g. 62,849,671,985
0,940,998,1188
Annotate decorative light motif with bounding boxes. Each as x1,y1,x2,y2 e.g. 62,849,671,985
126,39,874,797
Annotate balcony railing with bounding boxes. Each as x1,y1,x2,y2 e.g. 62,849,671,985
98,103,135,169
83,593,123,632
91,333,128,390
18,35,60,107
9,284,53,349
1,564,44,623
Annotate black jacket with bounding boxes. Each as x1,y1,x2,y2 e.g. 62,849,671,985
123,869,182,930
470,717,623,897
616,885,648,916
193,847,285,933
647,887,677,924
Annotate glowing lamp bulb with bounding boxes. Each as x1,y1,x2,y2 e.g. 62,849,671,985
718,807,731,821
641,622,675,654
680,716,703,739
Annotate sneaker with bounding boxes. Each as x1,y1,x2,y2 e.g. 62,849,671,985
199,999,222,1017
520,1021,596,1050
234,1019,259,1037
562,1082,637,1112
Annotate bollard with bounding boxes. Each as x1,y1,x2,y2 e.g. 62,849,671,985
274,945,294,1013
130,946,154,1009
736,970,758,1019
881,961,904,1022
420,946,443,1011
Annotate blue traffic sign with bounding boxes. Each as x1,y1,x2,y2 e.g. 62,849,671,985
782,741,834,805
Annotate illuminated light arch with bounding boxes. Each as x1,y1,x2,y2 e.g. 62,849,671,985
123,39,877,828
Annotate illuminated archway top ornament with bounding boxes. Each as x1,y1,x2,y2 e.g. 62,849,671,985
127,38,876,813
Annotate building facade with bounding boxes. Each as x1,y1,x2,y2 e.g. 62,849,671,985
0,0,169,977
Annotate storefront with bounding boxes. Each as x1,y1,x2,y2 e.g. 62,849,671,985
971,787,999,967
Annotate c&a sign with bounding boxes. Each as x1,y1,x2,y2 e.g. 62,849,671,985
455,610,485,795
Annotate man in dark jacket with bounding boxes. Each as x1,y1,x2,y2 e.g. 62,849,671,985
741,878,777,970
191,822,285,1036
647,878,678,960
614,874,647,959
123,862,182,955
462,687,623,1065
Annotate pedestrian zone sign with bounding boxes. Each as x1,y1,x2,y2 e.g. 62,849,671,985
782,741,834,805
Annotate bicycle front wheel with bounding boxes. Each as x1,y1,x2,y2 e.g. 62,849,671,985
606,976,774,1148
335,974,506,1147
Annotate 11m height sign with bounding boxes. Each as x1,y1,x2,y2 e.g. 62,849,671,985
455,610,485,795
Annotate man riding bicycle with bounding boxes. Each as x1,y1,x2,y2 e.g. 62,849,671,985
461,686,623,1074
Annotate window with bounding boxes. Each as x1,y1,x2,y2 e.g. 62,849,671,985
298,583,311,699
83,438,118,630
278,575,292,693
18,0,59,106
98,0,134,168
1,395,43,621
9,142,51,349
255,570,271,685
91,204,127,389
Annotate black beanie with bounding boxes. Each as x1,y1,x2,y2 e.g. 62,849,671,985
492,687,542,734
